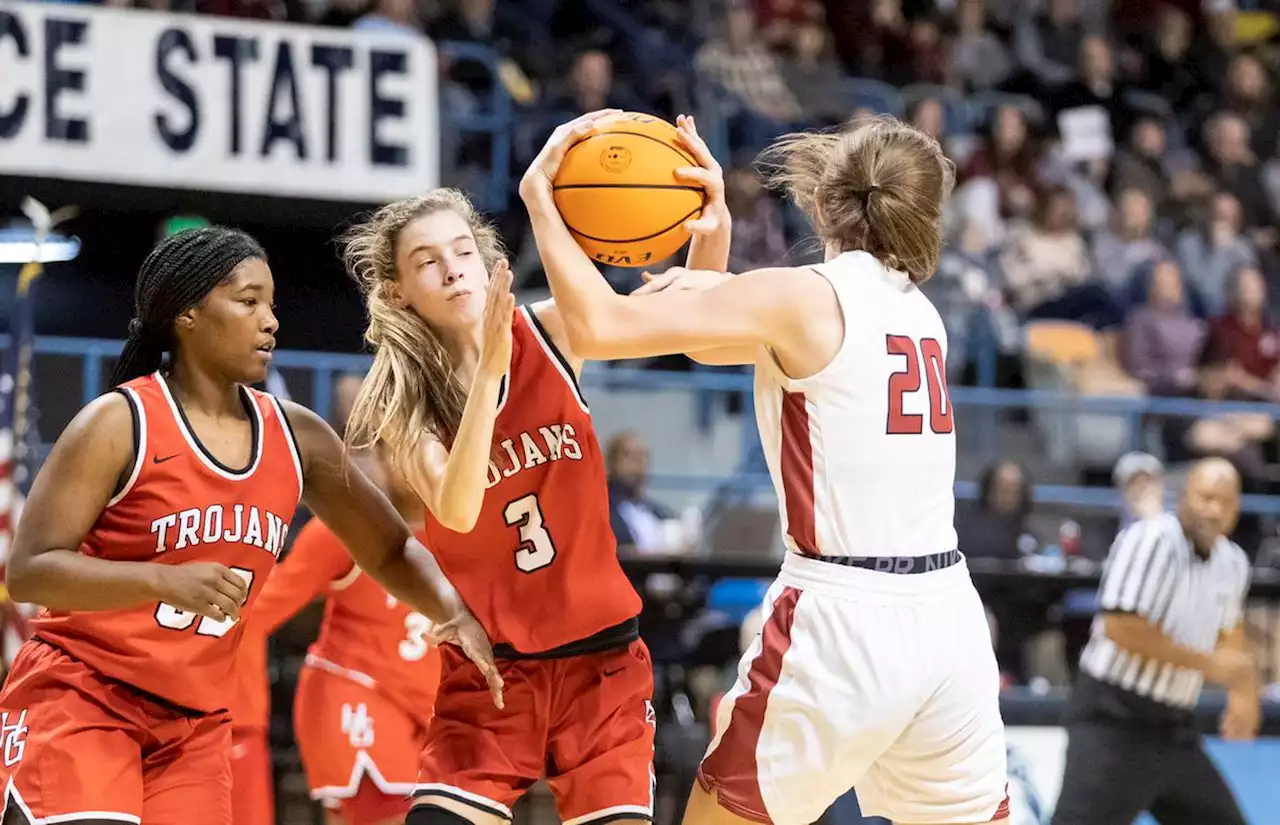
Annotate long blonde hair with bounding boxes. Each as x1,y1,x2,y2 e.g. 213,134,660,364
760,114,955,283
341,189,506,460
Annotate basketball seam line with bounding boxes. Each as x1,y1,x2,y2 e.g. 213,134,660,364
569,202,705,245
576,130,697,167
553,184,704,191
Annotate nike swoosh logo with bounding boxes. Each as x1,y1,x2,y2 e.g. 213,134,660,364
153,454,179,464
603,667,624,677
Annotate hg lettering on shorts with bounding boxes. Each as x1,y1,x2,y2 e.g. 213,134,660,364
1,709,29,767
341,703,375,749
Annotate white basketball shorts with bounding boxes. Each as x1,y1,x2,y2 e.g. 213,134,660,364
698,552,1010,825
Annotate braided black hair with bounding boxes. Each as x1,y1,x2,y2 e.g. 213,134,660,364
111,227,267,387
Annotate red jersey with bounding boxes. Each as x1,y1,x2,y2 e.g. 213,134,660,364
231,517,441,730
423,306,641,654
1209,315,1280,379
31,372,302,713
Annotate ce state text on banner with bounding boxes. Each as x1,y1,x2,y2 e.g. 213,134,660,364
0,2,438,202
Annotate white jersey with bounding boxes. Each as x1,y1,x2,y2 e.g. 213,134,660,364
754,251,958,559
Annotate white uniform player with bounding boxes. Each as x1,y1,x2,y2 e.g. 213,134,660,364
519,110,1012,825
697,251,1008,825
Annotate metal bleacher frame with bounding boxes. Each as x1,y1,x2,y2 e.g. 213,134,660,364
16,334,1280,518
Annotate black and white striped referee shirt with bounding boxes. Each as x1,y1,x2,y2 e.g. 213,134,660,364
1079,513,1251,710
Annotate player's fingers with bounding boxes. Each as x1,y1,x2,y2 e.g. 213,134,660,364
632,272,674,294
201,593,237,622
215,575,249,605
673,166,716,186
684,216,719,236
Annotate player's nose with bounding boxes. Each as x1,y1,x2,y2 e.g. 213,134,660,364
261,307,279,335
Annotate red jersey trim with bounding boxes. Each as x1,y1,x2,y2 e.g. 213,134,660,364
154,372,266,480
107,387,147,509
520,305,588,413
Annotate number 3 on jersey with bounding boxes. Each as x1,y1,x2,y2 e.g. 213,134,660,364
505,493,558,573
886,335,954,435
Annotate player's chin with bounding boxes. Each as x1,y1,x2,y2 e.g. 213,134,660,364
237,350,272,384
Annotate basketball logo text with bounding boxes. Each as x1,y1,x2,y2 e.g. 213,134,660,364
150,504,290,558
341,703,375,749
485,424,583,489
1,710,29,767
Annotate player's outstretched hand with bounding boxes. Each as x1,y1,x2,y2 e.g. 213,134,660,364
479,260,515,381
154,562,249,622
429,611,506,709
672,114,729,238
519,109,623,202
633,266,731,296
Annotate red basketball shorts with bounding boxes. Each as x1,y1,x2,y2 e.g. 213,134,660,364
0,639,233,825
415,639,656,824
230,726,274,825
294,661,425,823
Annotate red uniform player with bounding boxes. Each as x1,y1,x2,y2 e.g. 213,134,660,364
232,449,442,825
343,177,725,825
0,227,499,825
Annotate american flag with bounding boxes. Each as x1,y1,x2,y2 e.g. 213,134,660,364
0,255,44,666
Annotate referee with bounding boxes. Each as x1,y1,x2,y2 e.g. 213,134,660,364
1051,457,1259,825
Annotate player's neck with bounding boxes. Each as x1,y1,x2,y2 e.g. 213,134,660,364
165,362,245,420
439,323,485,386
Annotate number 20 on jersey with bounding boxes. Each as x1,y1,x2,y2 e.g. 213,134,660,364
886,334,953,435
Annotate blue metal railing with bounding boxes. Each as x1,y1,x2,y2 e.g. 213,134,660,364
15,335,1280,514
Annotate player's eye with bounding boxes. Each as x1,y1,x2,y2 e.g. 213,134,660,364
241,298,257,307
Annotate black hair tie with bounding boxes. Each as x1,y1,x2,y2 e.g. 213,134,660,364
127,318,144,338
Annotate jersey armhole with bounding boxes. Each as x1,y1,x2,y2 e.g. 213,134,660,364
522,305,589,412
106,387,146,508
268,395,306,500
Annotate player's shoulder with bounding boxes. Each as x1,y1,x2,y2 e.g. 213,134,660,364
63,389,136,446
1215,535,1250,575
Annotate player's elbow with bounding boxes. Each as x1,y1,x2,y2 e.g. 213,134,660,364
1101,612,1153,646
561,300,630,360
431,501,481,534
5,553,40,604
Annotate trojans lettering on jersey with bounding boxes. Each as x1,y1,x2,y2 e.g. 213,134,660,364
423,306,641,655
31,372,303,713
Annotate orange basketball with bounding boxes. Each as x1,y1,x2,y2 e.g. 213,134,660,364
553,112,706,268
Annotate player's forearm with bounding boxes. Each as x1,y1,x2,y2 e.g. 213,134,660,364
432,374,504,533
6,549,165,611
685,206,732,273
523,189,624,353
366,536,466,627
1103,613,1214,673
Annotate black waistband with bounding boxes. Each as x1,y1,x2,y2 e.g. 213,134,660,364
804,549,963,574
492,616,639,660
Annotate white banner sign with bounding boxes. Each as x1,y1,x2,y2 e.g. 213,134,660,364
0,2,438,201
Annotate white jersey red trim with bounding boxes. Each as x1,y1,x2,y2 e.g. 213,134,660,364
754,251,958,560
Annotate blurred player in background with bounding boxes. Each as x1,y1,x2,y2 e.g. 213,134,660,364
520,113,1009,824
340,109,729,825
0,227,498,825
232,444,442,825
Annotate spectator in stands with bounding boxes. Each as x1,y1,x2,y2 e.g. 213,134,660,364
1221,53,1280,162
948,0,1014,92
606,431,690,555
1107,117,1173,215
724,158,789,273
1114,451,1167,526
352,0,418,35
1000,186,1122,331
957,459,1039,683
1202,112,1278,244
695,3,804,151
1163,337,1276,488
779,20,848,127
1176,192,1259,316
546,50,645,122
956,459,1035,562
429,0,549,102
1207,264,1280,401
959,104,1039,239
1049,34,1130,144
1091,187,1168,292
1127,6,1199,106
753,0,824,50
1122,259,1206,396
908,97,945,142
1013,0,1087,90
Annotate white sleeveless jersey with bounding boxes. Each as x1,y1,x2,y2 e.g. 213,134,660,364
754,251,958,559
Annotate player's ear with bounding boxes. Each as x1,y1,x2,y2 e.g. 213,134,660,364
381,280,408,310
174,307,197,331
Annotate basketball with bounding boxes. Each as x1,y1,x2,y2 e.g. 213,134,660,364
553,112,706,268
